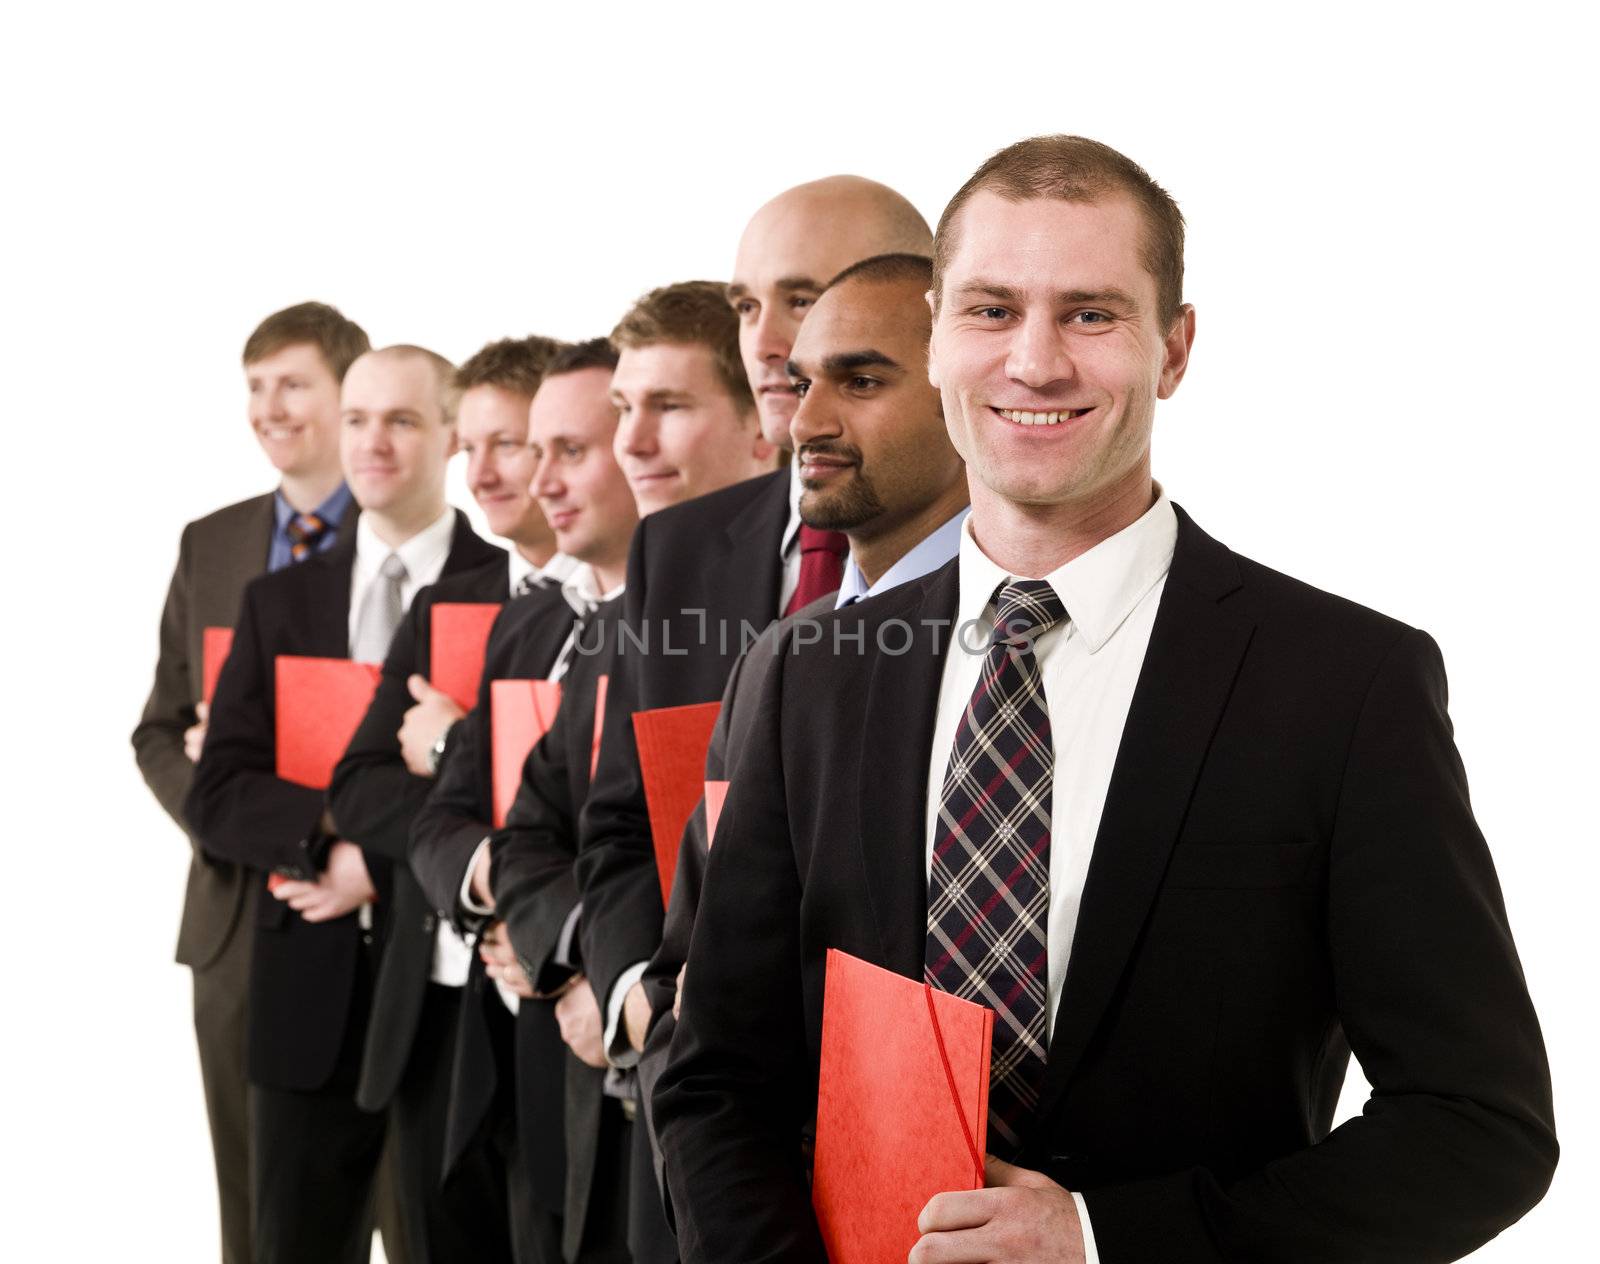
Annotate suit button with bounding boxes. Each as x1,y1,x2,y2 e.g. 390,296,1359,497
422,914,437,934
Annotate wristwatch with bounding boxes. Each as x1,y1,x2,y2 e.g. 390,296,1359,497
427,724,453,776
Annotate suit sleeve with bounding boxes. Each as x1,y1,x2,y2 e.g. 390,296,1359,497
652,624,827,1264
410,697,492,929
329,592,437,864
1082,629,1558,1263
492,690,584,991
131,523,200,848
575,519,668,1018
184,581,325,875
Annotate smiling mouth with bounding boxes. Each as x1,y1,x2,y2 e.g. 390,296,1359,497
994,407,1093,427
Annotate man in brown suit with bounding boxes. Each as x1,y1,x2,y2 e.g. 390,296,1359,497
132,301,369,1263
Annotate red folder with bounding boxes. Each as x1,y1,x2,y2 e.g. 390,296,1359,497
590,674,608,779
431,602,503,710
202,626,234,707
491,680,563,828
703,780,730,848
812,949,992,1264
632,701,721,905
274,657,382,790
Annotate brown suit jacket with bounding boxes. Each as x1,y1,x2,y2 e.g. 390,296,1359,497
131,491,355,968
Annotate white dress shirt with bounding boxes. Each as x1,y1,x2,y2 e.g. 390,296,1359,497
778,461,804,612
509,548,580,596
347,509,456,657
922,487,1176,1262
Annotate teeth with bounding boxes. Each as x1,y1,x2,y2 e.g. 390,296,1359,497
999,408,1078,426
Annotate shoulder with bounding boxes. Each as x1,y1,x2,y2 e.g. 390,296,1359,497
418,555,507,606
638,471,787,552
180,491,275,548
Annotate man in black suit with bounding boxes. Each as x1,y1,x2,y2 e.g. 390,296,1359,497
654,136,1557,1262
327,335,568,1261
635,253,971,1158
187,344,502,1264
132,300,368,1264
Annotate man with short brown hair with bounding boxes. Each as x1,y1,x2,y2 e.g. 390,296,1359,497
133,299,368,1264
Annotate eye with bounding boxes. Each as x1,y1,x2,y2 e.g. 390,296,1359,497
734,299,757,318
848,376,879,392
1069,310,1112,326
789,295,814,314
973,306,1011,321
792,380,811,398
562,442,583,460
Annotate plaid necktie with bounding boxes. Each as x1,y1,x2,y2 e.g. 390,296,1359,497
285,512,330,562
926,578,1068,1154
784,525,849,615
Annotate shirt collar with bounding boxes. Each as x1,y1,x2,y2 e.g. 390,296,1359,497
955,485,1177,653
560,563,626,615
355,507,456,584
274,481,353,531
835,506,971,609
510,549,579,594
781,461,804,559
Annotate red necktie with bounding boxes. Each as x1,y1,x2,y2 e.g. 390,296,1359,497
785,526,848,615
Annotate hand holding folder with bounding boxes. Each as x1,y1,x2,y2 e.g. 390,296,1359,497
812,949,992,1264
274,656,382,790
491,679,563,828
632,701,721,904
430,602,503,710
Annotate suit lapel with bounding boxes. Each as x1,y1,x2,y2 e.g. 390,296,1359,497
1031,507,1254,1124
296,529,358,658
854,564,959,979
714,471,790,626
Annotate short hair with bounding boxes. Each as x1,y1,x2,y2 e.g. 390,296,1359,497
544,337,620,379
610,281,754,413
933,136,1186,325
453,335,567,396
827,252,934,291
364,344,462,425
242,301,370,380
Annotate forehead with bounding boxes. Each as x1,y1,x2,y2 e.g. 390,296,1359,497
528,368,616,440
341,354,438,410
942,191,1155,305
791,280,927,364
610,343,721,397
456,383,532,438
246,341,330,379
732,194,884,293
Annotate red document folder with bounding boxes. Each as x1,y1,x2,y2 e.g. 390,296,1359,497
632,701,721,905
590,674,608,779
431,602,503,710
202,626,234,707
812,949,993,1264
274,657,382,790
490,679,563,828
703,780,730,848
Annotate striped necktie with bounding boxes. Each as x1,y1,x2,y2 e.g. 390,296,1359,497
286,512,330,562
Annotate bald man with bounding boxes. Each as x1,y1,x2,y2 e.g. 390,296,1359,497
570,183,932,1260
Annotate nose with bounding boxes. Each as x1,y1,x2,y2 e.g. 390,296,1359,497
467,445,496,492
750,303,793,370
1005,311,1076,392
789,385,839,450
261,383,287,421
616,406,659,460
531,447,564,500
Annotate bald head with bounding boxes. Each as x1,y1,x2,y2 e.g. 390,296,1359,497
730,175,933,446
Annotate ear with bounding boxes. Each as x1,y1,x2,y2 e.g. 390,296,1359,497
1157,304,1196,400
925,291,942,391
444,426,460,458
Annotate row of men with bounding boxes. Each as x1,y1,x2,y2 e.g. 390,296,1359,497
135,134,1557,1264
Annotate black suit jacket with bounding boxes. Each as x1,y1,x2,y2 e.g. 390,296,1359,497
654,506,1557,1264
328,555,518,1111
185,511,502,1091
576,469,789,1020
133,493,357,968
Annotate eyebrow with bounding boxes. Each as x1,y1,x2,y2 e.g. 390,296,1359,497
952,281,1140,309
787,349,902,379
727,275,827,301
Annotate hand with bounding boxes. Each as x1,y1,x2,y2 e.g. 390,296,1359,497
469,845,495,912
555,976,607,1068
183,701,209,763
623,978,652,1052
269,841,376,924
479,922,534,999
399,675,465,777
910,1156,1085,1263
672,963,686,1020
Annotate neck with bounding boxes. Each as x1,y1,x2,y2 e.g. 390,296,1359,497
968,466,1155,579
515,538,556,568
279,466,343,515
850,479,971,590
365,499,447,551
589,553,627,596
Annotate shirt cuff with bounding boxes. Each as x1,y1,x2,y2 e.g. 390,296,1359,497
602,960,649,1069
552,902,582,969
458,837,493,915
1072,1191,1099,1264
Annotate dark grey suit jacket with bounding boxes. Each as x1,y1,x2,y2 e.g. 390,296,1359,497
132,492,355,969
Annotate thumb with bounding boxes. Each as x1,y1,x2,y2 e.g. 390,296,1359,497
984,1154,1049,1189
406,674,434,703
195,700,209,722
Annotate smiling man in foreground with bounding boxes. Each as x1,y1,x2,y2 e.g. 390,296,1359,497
653,135,1557,1262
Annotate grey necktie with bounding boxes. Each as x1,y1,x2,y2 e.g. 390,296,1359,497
351,553,408,663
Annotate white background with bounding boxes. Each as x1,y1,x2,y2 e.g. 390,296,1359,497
2,1,1593,1259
